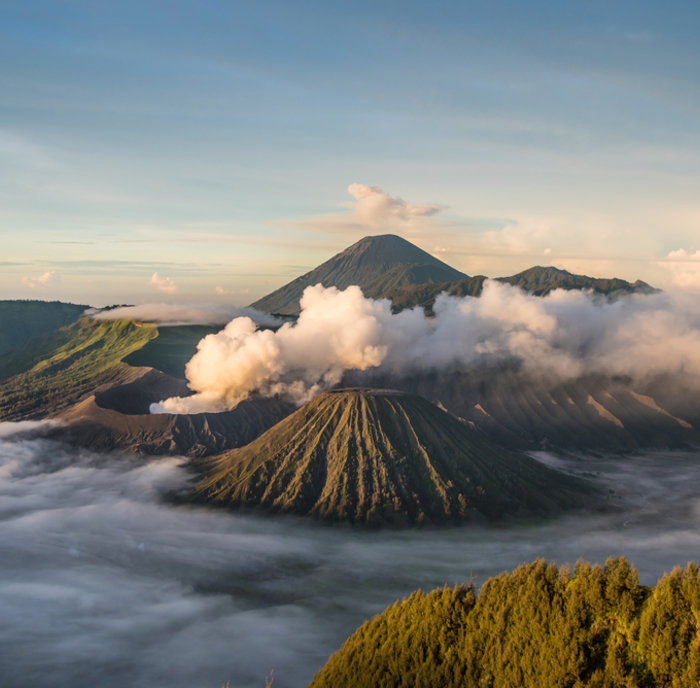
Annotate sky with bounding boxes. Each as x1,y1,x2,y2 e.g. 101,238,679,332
1,0,700,305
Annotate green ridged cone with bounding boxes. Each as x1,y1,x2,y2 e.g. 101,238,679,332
191,388,593,525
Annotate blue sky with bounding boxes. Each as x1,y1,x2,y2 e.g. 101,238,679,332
2,0,700,304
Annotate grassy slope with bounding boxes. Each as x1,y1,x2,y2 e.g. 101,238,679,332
192,389,591,525
0,318,158,420
0,300,88,356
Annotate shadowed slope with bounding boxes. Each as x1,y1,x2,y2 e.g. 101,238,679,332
382,267,658,314
251,235,466,315
190,389,592,525
501,265,659,296
346,368,700,451
0,300,88,358
54,368,295,456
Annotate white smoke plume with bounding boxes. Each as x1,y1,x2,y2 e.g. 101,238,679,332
152,281,700,414
92,303,280,327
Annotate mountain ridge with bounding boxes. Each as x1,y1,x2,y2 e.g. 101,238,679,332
251,235,658,315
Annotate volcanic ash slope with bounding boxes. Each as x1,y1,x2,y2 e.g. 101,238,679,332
190,389,593,526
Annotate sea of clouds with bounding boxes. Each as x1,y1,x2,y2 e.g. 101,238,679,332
2,422,700,687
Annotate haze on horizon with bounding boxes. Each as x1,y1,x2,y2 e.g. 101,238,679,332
2,1,700,304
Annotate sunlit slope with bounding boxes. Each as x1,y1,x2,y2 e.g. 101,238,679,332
0,299,88,357
310,558,700,688
191,389,591,525
0,318,157,420
251,234,467,315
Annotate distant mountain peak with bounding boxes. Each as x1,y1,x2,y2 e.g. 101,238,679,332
250,234,659,316
499,265,659,297
250,235,467,315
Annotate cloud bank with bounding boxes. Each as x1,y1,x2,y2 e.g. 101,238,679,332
92,303,280,327
152,281,700,414
2,428,700,688
660,249,700,290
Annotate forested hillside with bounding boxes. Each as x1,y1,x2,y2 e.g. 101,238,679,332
311,558,700,688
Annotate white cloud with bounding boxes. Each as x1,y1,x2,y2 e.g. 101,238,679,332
215,286,250,296
658,249,700,290
290,183,447,240
149,272,176,294
92,303,279,327
22,270,58,289
346,183,442,225
153,282,700,414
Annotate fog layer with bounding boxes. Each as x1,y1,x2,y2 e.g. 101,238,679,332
1,424,699,688
91,303,280,327
152,282,700,414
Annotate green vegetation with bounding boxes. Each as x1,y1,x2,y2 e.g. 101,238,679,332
191,389,592,525
0,299,88,356
123,324,219,378
0,318,157,420
310,558,700,688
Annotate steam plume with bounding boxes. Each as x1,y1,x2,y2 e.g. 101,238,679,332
152,281,700,414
